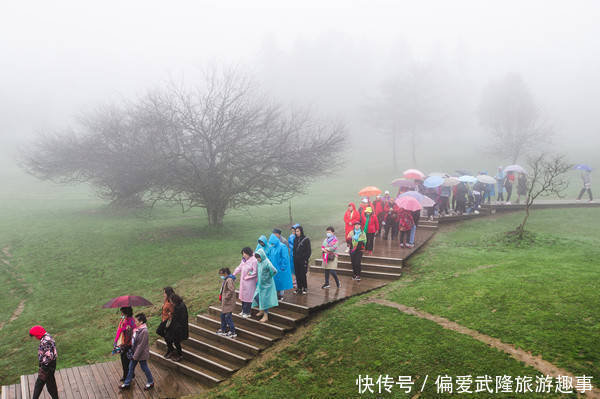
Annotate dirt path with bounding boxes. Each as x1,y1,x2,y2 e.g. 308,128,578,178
369,298,600,398
0,246,29,331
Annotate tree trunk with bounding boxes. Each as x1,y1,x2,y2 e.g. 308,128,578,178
207,206,225,227
288,200,293,225
516,204,530,239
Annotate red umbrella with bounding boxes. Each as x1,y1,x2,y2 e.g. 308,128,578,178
358,186,382,197
102,295,153,308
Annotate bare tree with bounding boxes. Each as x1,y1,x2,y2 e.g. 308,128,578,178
143,70,345,226
22,69,345,226
515,153,572,238
479,73,552,163
368,64,444,169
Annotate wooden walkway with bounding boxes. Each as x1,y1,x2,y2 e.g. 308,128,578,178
1,360,204,399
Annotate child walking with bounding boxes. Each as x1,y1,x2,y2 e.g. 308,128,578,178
321,226,341,289
398,207,415,248
217,267,237,338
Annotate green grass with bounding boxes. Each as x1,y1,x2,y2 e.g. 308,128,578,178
385,208,600,383
208,300,569,398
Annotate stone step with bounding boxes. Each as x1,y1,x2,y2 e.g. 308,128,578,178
150,348,224,387
337,253,403,266
235,290,311,315
309,265,402,280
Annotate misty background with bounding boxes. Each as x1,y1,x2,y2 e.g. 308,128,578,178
1,0,599,173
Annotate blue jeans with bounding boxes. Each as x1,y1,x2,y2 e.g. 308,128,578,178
124,359,153,386
220,312,235,333
241,301,252,314
409,224,416,245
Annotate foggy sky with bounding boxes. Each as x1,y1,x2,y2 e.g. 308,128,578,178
1,0,599,153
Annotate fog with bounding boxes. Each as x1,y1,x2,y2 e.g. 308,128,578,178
1,0,599,162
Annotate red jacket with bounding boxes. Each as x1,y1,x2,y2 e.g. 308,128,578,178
373,199,385,215
361,211,380,233
343,203,361,237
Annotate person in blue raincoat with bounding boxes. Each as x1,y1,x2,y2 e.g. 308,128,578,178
267,233,293,299
255,235,268,255
252,248,278,323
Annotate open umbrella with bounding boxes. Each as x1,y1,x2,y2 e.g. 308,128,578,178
504,165,526,174
403,169,425,180
400,191,436,207
476,175,496,184
459,175,477,184
358,186,382,197
102,295,153,308
423,175,444,188
395,195,422,211
443,176,461,187
391,178,417,188
574,164,592,172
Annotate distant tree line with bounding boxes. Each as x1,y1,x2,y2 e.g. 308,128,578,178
21,70,345,227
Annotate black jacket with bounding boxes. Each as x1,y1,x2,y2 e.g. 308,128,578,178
166,302,189,342
293,227,311,266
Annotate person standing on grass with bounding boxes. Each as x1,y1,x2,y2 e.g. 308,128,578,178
267,232,293,299
233,247,258,318
577,170,593,202
398,207,415,248
119,313,154,391
164,294,188,362
516,173,528,204
361,206,379,255
347,221,366,281
216,267,237,338
29,325,58,399
156,287,175,355
253,248,279,322
343,203,360,251
293,225,312,294
113,306,135,381
321,226,341,289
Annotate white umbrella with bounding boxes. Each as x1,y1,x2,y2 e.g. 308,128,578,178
504,164,526,174
477,175,496,184
443,176,460,187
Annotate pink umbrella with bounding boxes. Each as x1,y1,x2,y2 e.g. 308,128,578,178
395,196,422,211
403,169,425,180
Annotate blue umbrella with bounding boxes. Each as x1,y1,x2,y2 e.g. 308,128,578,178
574,164,592,172
459,175,477,184
423,175,444,188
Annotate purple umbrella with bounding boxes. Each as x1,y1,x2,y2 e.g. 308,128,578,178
399,191,436,207
391,178,417,188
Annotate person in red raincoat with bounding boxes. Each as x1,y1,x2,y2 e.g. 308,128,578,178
372,195,385,235
358,198,370,218
397,208,415,248
343,203,360,250
360,206,379,255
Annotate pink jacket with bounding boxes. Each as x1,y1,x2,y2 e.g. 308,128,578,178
233,256,258,303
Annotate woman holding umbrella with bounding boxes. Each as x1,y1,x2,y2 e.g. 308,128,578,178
113,306,136,382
